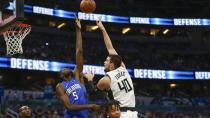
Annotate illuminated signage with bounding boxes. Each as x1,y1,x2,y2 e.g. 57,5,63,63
130,17,150,24
83,65,105,75
134,69,166,79
195,72,210,80
0,57,210,80
174,19,201,26
11,58,49,71
7,2,210,26
78,12,105,21
33,6,53,16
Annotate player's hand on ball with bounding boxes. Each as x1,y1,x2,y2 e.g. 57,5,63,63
96,17,105,31
74,14,81,29
84,69,95,81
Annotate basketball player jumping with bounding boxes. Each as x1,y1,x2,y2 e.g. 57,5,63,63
84,17,138,118
56,15,100,118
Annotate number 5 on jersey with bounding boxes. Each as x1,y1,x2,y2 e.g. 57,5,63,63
73,91,78,100
118,78,132,93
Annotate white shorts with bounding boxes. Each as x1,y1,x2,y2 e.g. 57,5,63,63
120,110,138,118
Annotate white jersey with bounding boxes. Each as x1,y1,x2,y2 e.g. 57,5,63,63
106,66,136,107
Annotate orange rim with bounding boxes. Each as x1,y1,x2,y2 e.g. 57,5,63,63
6,24,32,34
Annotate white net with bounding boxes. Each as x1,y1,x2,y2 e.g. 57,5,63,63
3,24,31,55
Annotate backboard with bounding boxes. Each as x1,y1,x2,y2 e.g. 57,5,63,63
0,0,24,34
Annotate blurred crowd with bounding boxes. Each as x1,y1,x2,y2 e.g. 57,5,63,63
1,86,210,106
0,86,210,117
135,85,210,98
1,104,210,118
1,105,65,118
141,111,210,118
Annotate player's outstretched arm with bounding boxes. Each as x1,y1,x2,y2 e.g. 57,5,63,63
56,83,100,111
96,17,117,55
74,15,85,85
96,17,126,68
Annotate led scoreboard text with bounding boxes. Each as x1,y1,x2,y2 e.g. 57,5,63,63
0,57,209,80
11,58,49,71
7,3,210,26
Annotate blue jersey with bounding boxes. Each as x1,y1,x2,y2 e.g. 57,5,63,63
61,78,88,118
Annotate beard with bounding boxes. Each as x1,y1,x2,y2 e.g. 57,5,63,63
104,68,110,72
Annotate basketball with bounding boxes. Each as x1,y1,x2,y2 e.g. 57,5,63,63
80,0,96,13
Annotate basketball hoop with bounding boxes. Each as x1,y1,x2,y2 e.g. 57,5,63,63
3,24,31,55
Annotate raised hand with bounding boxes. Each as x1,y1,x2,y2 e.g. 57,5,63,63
84,69,95,81
96,17,105,31
74,14,81,29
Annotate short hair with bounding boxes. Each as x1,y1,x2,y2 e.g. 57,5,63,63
19,106,31,118
101,100,120,112
19,106,30,111
59,68,73,78
108,55,122,68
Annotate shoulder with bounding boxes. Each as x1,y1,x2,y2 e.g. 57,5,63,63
103,76,111,80
97,76,111,90
118,66,124,70
56,83,64,92
99,76,111,85
106,67,122,74
119,66,126,71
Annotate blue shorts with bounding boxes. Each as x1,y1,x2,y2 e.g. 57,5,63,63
64,110,88,118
